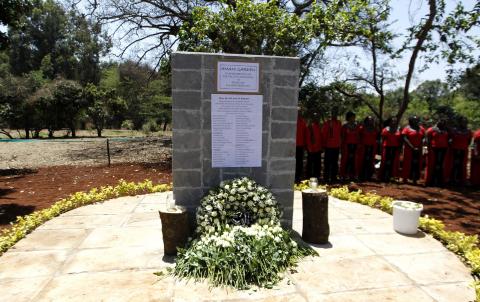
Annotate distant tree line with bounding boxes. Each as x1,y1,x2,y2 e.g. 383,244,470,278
0,0,171,139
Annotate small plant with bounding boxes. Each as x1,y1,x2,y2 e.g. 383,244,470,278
393,200,423,210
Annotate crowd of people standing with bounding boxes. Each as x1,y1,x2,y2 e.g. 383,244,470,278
295,108,480,187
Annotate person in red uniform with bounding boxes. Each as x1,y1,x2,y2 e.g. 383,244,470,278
446,116,472,185
379,117,402,182
470,129,480,186
295,111,308,183
322,107,342,183
357,116,378,181
340,111,360,180
425,119,449,186
401,116,425,184
306,112,323,180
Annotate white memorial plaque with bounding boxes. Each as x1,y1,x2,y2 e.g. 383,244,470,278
217,62,260,93
211,94,262,167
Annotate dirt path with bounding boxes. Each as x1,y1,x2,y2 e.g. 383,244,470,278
0,137,171,169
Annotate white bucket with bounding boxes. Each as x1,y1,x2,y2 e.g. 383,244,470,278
392,201,423,234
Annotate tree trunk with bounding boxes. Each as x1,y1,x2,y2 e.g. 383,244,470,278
0,129,13,139
48,129,54,138
97,128,102,137
70,127,76,138
163,121,168,132
24,128,30,139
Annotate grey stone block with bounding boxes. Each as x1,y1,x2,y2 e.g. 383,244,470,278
262,103,270,131
203,131,212,159
173,150,201,169
222,172,251,181
172,53,202,70
202,70,216,99
251,163,267,186
202,101,211,129
203,159,221,188
173,110,201,130
274,74,299,87
173,131,201,150
271,190,294,207
269,173,295,190
222,167,252,174
272,107,297,122
270,140,296,157
172,91,201,110
172,70,201,90
173,170,202,188
173,188,205,206
203,54,219,70
262,132,268,158
272,87,298,107
274,58,300,72
270,159,296,172
271,122,296,140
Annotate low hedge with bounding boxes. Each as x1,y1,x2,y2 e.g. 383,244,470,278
0,179,172,256
295,180,479,301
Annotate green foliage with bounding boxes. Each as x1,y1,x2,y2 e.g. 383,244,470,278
179,0,310,56
0,180,172,256
174,224,315,289
0,0,33,48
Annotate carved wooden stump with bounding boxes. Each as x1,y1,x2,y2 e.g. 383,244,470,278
159,206,189,255
302,189,329,244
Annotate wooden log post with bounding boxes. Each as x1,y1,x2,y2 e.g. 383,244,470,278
301,189,329,244
159,206,190,255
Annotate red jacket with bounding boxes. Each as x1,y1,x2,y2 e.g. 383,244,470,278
450,129,472,150
322,119,342,148
296,116,307,147
381,127,401,147
359,126,378,146
427,127,449,148
306,122,322,153
341,123,360,145
402,126,425,148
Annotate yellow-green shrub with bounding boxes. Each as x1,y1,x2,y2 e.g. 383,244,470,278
0,179,172,256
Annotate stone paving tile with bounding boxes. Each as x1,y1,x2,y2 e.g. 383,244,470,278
172,277,298,302
61,246,168,274
0,276,52,302
0,250,69,278
11,229,89,251
357,233,446,255
385,252,473,285
310,235,375,259
292,255,413,295
37,214,128,230
63,197,138,216
79,227,163,249
140,192,169,204
124,212,163,227
134,203,165,213
317,286,435,302
421,282,476,302
33,269,175,302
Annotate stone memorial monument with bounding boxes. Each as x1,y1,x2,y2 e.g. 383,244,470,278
171,52,299,227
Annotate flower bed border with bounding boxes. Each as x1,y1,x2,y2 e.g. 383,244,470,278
0,179,172,256
294,181,479,301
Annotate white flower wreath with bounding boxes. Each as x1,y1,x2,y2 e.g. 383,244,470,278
195,177,282,234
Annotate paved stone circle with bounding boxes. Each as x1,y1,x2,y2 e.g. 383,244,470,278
0,192,475,301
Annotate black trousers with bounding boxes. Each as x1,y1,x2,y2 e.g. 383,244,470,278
345,144,357,177
431,148,447,186
382,147,397,182
359,145,375,181
450,149,465,184
295,146,305,183
410,150,422,182
324,148,339,182
306,151,322,179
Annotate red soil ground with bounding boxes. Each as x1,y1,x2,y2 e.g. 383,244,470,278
0,163,171,231
349,182,479,236
0,164,478,236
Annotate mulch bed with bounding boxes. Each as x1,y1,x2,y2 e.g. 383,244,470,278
0,163,171,231
348,181,480,236
1,164,478,237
